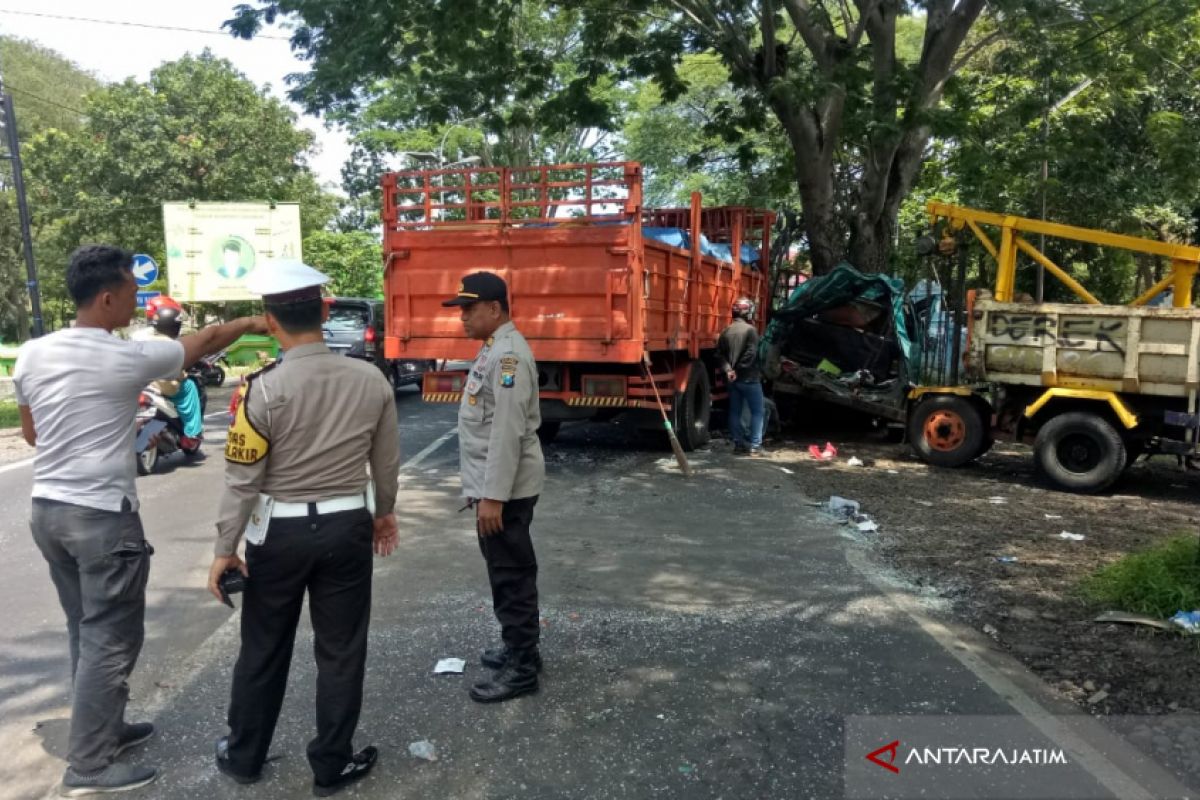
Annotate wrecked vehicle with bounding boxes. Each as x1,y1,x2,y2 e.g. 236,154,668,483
764,201,1200,495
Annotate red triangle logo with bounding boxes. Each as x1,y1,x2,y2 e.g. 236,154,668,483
866,740,901,774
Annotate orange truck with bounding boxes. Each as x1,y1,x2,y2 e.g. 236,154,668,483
380,161,774,448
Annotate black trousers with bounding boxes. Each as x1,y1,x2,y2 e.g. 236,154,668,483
226,508,373,783
478,496,540,651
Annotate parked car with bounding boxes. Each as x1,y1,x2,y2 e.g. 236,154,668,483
324,297,434,389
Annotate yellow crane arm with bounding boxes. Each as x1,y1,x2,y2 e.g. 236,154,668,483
926,201,1200,307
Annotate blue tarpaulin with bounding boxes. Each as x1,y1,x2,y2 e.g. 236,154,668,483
642,227,761,267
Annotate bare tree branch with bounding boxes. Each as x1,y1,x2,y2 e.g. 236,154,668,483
846,0,879,49
762,0,777,78
836,0,854,33
779,0,835,69
947,28,1003,78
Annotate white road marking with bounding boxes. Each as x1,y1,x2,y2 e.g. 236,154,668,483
400,426,458,475
0,456,34,475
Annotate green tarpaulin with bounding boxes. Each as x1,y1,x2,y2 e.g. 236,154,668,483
762,262,913,365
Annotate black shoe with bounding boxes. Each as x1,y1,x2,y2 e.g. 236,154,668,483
115,722,154,756
215,737,261,785
313,746,378,797
470,648,540,703
480,644,543,672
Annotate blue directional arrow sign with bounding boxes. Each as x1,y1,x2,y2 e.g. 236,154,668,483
132,254,159,287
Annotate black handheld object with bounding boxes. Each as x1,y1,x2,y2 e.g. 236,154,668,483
218,569,246,609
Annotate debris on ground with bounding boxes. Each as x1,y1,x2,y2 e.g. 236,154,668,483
433,658,466,674
408,740,438,761
847,456,865,467
767,422,1200,718
1058,531,1086,541
1170,610,1200,634
827,495,860,518
989,496,1008,505
809,442,838,460
996,556,1019,563
1093,611,1173,630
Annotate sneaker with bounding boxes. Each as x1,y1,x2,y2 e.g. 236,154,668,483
115,722,154,757
732,444,749,456
312,746,378,797
749,448,764,458
60,763,158,797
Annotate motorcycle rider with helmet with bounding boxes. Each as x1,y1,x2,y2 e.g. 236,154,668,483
135,297,204,449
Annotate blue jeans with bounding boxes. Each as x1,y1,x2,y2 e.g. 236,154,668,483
728,380,764,449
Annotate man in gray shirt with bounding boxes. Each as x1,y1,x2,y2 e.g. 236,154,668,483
14,245,265,796
443,272,546,704
718,297,765,456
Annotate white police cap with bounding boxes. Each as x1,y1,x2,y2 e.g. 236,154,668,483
246,259,331,303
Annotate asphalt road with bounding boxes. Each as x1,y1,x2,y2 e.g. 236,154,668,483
0,386,1194,800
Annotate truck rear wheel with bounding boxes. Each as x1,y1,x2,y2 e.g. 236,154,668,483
908,394,985,468
1034,411,1125,493
672,360,711,451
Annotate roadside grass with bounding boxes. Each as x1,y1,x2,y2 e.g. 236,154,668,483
0,400,19,429
1080,534,1200,618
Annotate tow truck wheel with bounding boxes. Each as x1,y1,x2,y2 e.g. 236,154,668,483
672,360,712,451
908,394,985,468
1034,411,1125,494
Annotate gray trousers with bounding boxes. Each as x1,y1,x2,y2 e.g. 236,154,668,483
31,498,152,773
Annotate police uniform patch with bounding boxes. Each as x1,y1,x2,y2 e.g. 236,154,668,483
226,382,270,465
499,355,519,388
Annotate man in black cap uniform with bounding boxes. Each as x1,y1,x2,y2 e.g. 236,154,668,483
208,259,401,796
444,272,546,702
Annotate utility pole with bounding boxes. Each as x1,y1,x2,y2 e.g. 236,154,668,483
0,44,45,337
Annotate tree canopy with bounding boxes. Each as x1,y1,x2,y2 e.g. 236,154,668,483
0,36,99,340
19,51,337,330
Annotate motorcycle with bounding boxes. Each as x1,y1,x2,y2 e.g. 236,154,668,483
191,350,229,387
135,375,208,475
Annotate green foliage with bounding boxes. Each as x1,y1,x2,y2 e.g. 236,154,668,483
1080,535,1200,618
0,37,100,341
623,55,795,209
302,230,383,298
327,1,622,231
225,0,1005,272
17,52,338,329
0,399,19,429
0,37,99,137
902,2,1200,302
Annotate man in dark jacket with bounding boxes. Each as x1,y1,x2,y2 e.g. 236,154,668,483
718,297,764,456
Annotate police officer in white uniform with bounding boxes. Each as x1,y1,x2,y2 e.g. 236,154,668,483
208,260,401,796
443,272,546,703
